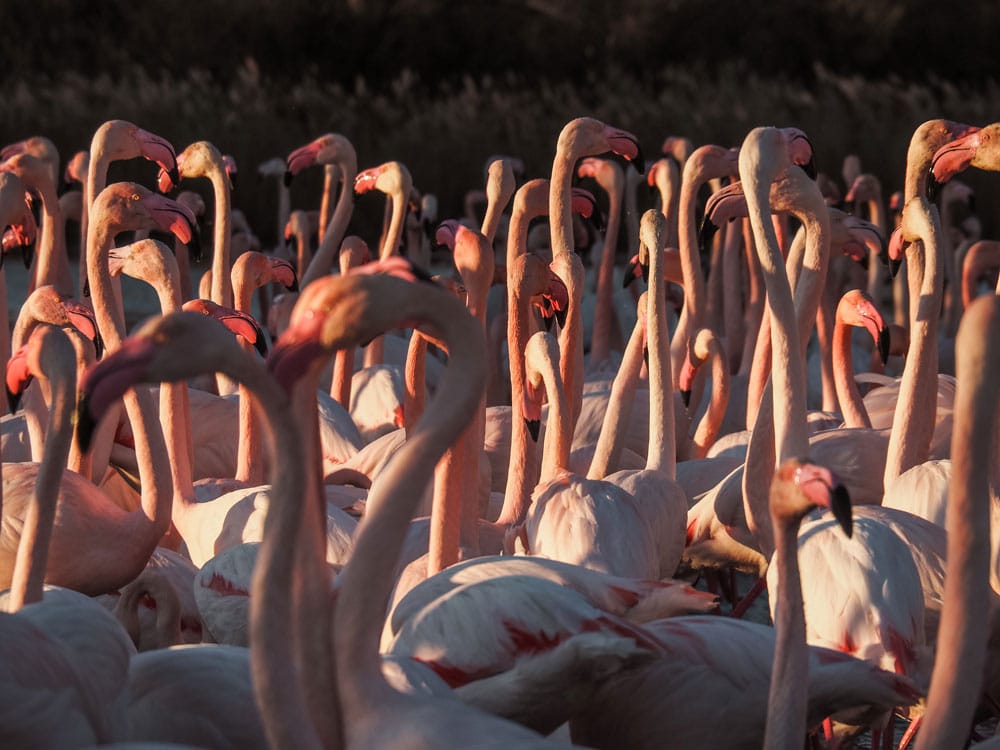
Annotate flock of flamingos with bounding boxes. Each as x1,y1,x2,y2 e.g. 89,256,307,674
0,113,998,750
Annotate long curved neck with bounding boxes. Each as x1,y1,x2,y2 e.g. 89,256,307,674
554,255,585,430
816,285,839,414
88,219,173,543
208,169,232,308
833,316,872,429
302,156,356,288
722,218,745,371
403,331,427,429
739,218,765,378
497,272,541,526
745,174,807,462
381,190,407,260
587,313,644,479
647,244,676,478
231,263,266,485
915,298,1000,749
242,357,323,750
334,303,485,721
7,363,74,610
538,351,572,484
290,360,342,748
670,159,711,385
764,512,809,749
691,345,730,459
590,173,624,366
33,184,73,296
146,263,197,516
549,147,576,260
318,164,339,245
884,199,942,486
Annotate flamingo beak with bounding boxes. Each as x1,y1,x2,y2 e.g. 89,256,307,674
877,326,891,366
525,419,540,442
680,388,692,408
888,257,902,279
699,217,720,256
831,483,853,538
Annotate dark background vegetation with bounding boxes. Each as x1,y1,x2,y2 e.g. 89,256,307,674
1,0,998,250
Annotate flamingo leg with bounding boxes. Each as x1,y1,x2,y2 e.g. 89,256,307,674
730,576,766,619
896,715,920,750
822,716,839,750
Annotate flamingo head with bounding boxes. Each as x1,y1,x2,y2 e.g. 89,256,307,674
838,289,890,365
774,458,852,537
182,299,268,357
700,180,747,255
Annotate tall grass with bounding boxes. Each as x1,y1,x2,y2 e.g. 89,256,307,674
5,61,999,250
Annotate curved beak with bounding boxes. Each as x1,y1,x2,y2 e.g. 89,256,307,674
831,483,853,538
877,325,891,366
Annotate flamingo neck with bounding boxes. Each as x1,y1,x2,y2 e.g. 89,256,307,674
590,174,623,366
538,350,572,484
691,345,730,459
303,153,356,288
832,315,872,429
647,245,676,478
7,363,75,610
587,315,645,479
333,300,485,720
764,516,809,749
240,356,323,750
915,298,998,748
884,200,942,486
403,332,427,429
497,281,541,526
208,170,232,308
87,220,173,546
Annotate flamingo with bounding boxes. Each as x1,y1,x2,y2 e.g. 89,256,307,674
914,294,1000,748
284,132,358,288
274,265,603,747
568,614,920,750
81,120,180,300
1,184,196,596
159,140,234,308
520,329,659,579
548,117,643,427
78,310,325,748
0,148,74,295
596,209,688,579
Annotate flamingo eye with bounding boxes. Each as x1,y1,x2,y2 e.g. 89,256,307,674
131,193,140,201
140,592,157,609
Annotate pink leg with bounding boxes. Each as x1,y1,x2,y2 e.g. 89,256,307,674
822,717,839,750
897,716,920,750
730,576,766,619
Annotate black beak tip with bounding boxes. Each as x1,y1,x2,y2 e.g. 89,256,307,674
188,232,203,264
631,148,645,175
878,327,891,366
888,257,902,279
554,308,567,329
82,277,91,298
287,278,299,293
831,484,853,538
858,252,870,272
167,168,180,191
526,419,540,443
93,331,105,360
7,388,21,414
283,170,294,187
640,263,650,286
623,261,638,288
542,314,554,332
22,244,33,269
926,170,941,202
680,389,691,408
75,397,95,454
699,218,719,255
